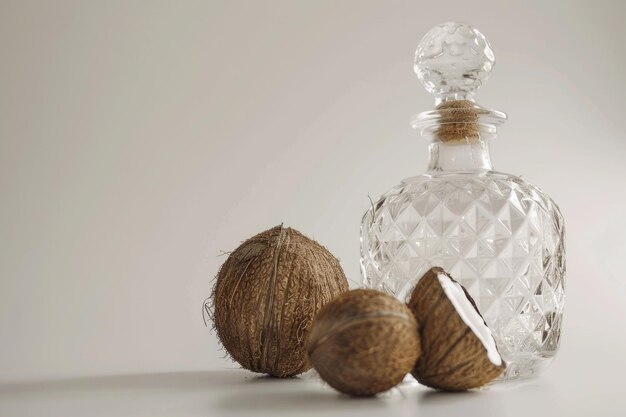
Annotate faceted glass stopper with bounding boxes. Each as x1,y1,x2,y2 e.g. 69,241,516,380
415,22,495,102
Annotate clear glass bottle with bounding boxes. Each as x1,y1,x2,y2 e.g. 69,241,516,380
360,22,565,381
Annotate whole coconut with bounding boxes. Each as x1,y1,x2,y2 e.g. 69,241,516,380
307,289,421,396
212,225,348,377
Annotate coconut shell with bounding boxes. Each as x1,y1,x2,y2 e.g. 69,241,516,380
408,267,505,391
307,289,421,396
212,225,348,378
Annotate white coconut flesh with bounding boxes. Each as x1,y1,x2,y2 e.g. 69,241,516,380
436,272,502,366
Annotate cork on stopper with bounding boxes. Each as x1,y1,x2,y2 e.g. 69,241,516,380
413,22,504,143
435,100,485,143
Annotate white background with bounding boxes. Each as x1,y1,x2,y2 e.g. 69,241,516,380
1,0,625,415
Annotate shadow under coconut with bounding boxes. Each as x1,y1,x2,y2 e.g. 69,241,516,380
246,374,306,384
215,390,389,414
214,374,391,414
416,379,557,416
419,389,480,402
417,388,508,416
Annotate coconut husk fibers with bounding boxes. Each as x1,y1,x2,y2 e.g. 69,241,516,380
212,225,348,378
436,99,484,143
408,267,505,391
307,289,421,396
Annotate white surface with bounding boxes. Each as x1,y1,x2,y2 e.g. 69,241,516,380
1,0,626,415
1,367,624,417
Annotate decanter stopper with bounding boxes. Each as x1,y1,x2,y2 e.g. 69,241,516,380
415,22,495,103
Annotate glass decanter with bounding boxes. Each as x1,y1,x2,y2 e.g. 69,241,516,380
360,22,565,381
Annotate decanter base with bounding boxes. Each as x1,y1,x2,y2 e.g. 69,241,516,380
495,354,555,383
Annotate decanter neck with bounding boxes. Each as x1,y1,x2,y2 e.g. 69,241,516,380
427,139,493,172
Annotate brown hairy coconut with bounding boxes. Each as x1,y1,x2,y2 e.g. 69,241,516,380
211,225,348,378
408,267,505,391
307,289,421,396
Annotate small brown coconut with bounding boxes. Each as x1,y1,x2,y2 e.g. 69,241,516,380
408,267,505,391
211,225,348,378
307,289,421,396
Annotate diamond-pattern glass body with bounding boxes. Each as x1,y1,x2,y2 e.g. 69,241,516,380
361,171,566,381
